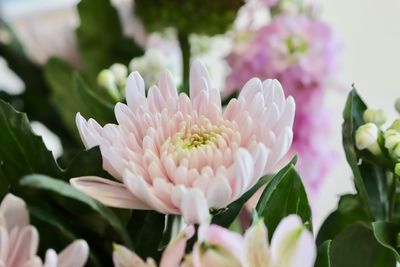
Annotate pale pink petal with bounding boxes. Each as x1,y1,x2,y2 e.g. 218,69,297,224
0,193,29,231
232,148,254,199
58,240,89,267
7,226,39,267
70,176,150,209
113,244,153,267
160,226,195,267
189,60,211,100
126,71,146,111
43,249,57,267
244,220,270,267
198,224,245,264
179,189,210,224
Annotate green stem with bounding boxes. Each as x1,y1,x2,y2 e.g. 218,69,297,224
389,174,398,220
178,31,190,95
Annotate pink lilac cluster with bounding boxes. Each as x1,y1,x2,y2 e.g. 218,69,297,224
226,14,340,199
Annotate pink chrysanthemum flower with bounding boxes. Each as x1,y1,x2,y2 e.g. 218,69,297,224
71,60,295,223
0,194,89,267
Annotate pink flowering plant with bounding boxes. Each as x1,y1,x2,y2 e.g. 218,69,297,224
226,0,341,200
0,0,399,266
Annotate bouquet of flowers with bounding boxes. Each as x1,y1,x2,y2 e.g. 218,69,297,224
0,0,399,266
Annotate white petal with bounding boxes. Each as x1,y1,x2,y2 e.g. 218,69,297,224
239,78,262,100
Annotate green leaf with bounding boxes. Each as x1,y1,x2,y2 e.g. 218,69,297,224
76,0,142,82
256,162,312,235
329,223,395,267
74,73,115,124
212,156,298,228
127,210,166,261
0,99,107,184
20,174,132,247
342,88,388,220
44,58,82,139
316,194,370,245
0,99,63,186
315,240,331,267
372,221,400,262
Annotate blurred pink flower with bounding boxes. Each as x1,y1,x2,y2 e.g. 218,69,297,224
71,60,295,224
0,194,89,267
226,14,340,98
113,215,316,267
226,14,340,198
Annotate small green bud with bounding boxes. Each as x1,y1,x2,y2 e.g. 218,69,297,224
97,69,121,101
384,129,400,151
390,119,400,132
363,108,387,126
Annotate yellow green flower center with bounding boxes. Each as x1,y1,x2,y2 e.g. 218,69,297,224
285,35,309,54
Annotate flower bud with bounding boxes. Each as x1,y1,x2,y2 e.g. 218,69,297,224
390,119,400,132
195,243,242,267
109,63,128,86
395,98,400,114
355,123,380,155
97,69,121,101
384,129,400,151
363,108,387,126
395,163,400,177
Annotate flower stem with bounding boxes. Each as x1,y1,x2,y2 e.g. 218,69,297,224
178,31,190,95
389,174,398,220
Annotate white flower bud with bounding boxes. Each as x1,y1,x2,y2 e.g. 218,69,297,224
146,49,166,69
355,123,379,150
393,144,400,159
363,108,387,126
109,63,128,86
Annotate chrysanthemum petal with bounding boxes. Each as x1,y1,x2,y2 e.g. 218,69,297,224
70,176,150,209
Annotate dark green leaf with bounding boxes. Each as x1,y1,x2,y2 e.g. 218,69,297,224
372,221,400,262
329,222,395,267
127,210,166,260
0,99,63,186
256,163,312,235
74,73,115,124
317,194,370,245
44,58,82,139
212,156,298,228
315,240,331,267
76,0,142,82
